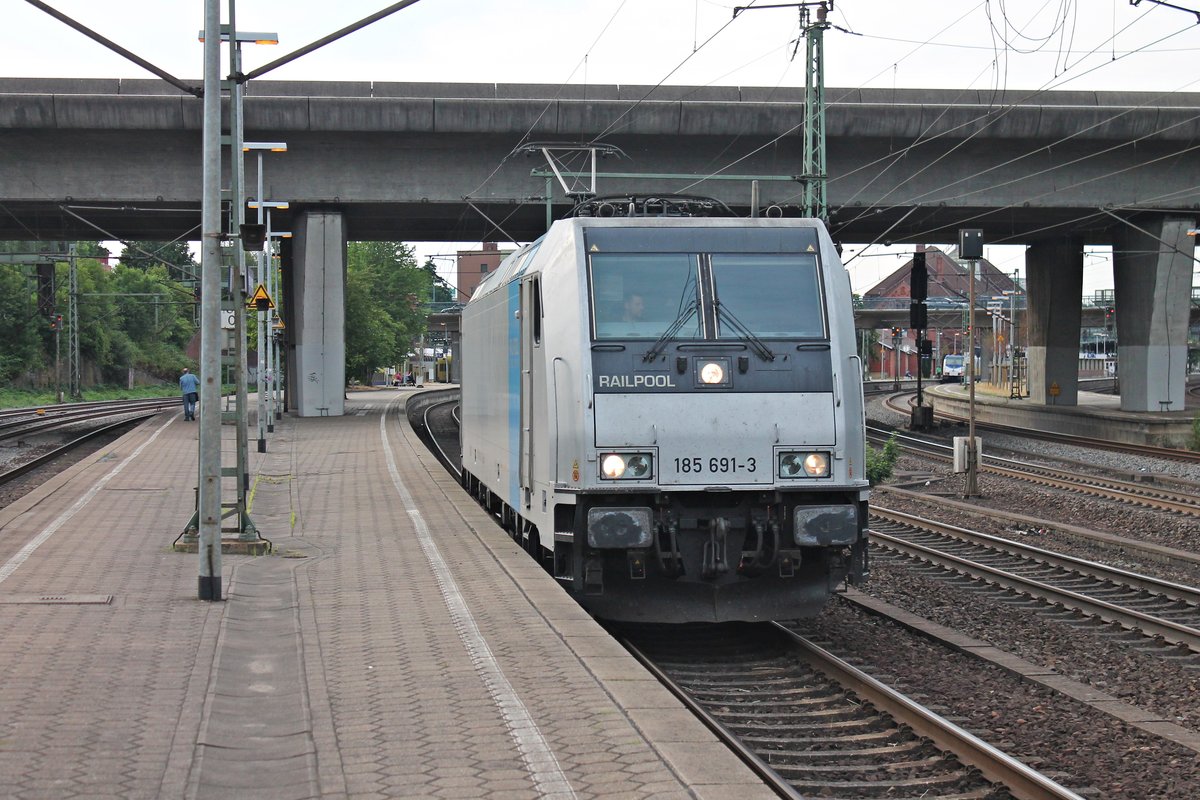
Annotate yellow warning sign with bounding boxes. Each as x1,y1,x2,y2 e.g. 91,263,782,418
248,283,275,309
806,244,815,252
589,244,600,252
272,316,285,330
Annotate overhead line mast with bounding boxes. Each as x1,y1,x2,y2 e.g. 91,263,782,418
734,2,833,221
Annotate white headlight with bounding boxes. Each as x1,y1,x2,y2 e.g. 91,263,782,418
600,452,654,480
700,362,725,384
778,451,831,478
803,452,829,477
602,454,626,479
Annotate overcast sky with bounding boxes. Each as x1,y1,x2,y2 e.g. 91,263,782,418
6,0,1199,293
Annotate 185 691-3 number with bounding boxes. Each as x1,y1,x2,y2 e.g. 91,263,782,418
673,456,757,474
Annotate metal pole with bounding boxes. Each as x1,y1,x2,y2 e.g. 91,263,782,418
68,246,79,398
54,319,61,403
256,153,268,448
198,0,224,601
272,240,282,420
965,259,979,497
416,332,425,386
892,329,900,392
266,219,274,431
262,174,275,429
257,200,269,443
230,26,255,486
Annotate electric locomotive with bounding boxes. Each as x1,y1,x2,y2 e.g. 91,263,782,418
459,198,869,623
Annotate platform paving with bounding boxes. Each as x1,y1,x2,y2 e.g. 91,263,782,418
0,390,776,799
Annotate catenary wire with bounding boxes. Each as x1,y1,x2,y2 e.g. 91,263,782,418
826,8,1184,240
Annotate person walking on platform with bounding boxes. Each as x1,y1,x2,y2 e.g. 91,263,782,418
179,367,200,421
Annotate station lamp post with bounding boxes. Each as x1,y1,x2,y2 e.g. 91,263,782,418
265,227,292,422
248,197,288,451
245,140,287,431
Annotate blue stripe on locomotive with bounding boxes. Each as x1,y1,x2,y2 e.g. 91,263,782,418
508,280,521,505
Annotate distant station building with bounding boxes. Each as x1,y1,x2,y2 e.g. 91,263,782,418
862,245,1021,379
456,242,515,303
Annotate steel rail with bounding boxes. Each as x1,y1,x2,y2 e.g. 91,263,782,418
421,399,461,478
618,635,807,800
870,526,1200,653
770,624,1085,800
0,397,168,420
867,425,1200,516
878,484,1200,570
0,399,179,441
872,505,1200,605
885,393,1200,464
0,413,159,489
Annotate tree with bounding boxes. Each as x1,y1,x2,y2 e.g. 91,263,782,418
0,266,43,381
344,242,433,382
343,266,400,384
119,241,198,282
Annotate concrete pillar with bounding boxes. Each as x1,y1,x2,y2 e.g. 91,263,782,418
1025,237,1084,405
292,211,346,417
1112,215,1195,412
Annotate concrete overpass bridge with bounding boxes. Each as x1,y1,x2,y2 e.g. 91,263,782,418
1,78,1196,415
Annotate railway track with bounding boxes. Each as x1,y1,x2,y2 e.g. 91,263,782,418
0,398,176,492
867,424,1200,516
870,506,1200,660
0,396,180,445
882,392,1200,465
616,621,1082,800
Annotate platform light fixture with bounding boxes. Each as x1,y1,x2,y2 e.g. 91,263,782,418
198,27,280,45
244,142,288,153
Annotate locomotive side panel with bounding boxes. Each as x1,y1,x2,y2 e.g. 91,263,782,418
461,257,524,513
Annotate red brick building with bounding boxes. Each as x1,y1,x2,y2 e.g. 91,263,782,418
862,246,1020,378
456,242,514,302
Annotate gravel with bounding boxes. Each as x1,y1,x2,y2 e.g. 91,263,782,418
850,393,1200,796
794,594,1200,799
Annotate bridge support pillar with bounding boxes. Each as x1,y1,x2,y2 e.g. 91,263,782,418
291,210,346,417
1111,215,1195,412
1025,236,1084,405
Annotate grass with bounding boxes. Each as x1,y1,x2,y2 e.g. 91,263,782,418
0,384,180,409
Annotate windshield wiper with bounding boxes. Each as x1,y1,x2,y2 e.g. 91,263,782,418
643,300,697,363
714,301,775,361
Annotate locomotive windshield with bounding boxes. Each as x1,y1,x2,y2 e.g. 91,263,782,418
711,254,825,339
590,254,703,340
589,251,825,340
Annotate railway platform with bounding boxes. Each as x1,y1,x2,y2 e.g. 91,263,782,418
922,382,1192,447
0,389,775,799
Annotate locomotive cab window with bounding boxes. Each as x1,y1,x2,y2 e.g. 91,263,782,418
710,254,826,339
589,254,702,340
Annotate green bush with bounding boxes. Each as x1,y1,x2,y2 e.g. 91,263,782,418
866,434,899,485
1191,415,1200,451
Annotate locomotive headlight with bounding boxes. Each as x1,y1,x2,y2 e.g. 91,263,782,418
625,454,652,478
602,454,627,479
778,451,831,478
699,362,725,384
600,452,654,480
